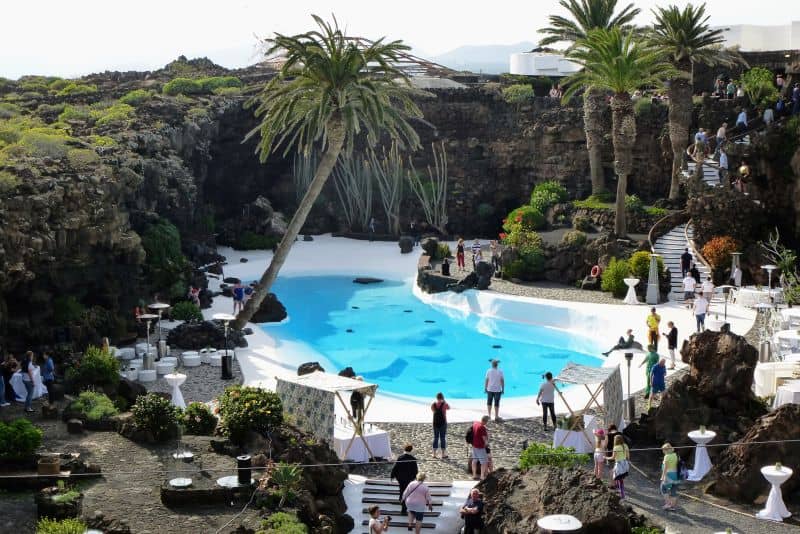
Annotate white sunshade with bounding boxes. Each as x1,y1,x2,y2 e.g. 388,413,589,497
276,371,377,395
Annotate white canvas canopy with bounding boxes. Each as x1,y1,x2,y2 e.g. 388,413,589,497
555,363,624,448
276,371,378,460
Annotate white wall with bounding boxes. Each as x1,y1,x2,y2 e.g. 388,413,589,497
509,52,580,76
716,21,799,51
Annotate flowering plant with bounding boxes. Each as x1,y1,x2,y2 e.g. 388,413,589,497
131,393,181,442
182,402,217,435
219,386,283,445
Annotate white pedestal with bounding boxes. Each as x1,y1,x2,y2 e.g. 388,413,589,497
687,430,716,481
623,278,640,305
756,465,793,521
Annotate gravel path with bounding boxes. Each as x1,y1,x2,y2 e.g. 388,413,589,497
143,356,244,404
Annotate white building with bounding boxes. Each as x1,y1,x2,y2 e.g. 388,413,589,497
715,21,800,51
509,52,581,77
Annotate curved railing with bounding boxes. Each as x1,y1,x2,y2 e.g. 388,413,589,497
648,210,689,253
685,218,712,272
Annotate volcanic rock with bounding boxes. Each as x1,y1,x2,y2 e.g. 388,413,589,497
398,236,413,254
166,320,248,350
250,292,287,323
298,362,325,375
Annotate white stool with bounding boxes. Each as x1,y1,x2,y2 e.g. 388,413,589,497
182,353,201,367
124,369,138,381
200,348,217,364
135,343,154,356
128,359,144,371
209,353,223,367
159,357,178,367
108,346,119,357
118,348,136,361
156,362,175,375
138,369,157,382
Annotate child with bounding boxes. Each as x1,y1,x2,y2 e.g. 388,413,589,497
662,322,678,369
367,504,390,533
593,429,607,479
650,358,667,404
607,434,630,500
484,445,494,474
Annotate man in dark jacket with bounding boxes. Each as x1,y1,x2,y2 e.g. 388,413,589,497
680,248,693,278
390,443,418,515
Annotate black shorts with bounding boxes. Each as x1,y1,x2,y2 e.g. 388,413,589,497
486,391,502,406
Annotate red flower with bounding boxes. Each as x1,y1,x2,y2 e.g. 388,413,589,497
515,214,522,222
499,233,507,240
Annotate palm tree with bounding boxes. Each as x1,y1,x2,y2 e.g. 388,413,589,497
539,0,640,197
649,3,742,200
562,28,676,236
232,15,427,330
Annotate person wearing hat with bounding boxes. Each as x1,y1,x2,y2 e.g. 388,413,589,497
484,359,504,421
660,443,680,511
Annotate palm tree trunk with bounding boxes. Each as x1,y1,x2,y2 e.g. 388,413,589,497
232,121,346,330
610,93,636,237
584,87,608,196
667,63,692,200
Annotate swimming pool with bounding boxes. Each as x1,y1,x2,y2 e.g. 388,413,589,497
262,276,602,399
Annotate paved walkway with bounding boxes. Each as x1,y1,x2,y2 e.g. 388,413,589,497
653,223,712,303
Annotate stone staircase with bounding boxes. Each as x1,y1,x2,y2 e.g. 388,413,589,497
683,157,721,188
653,223,713,303
356,479,467,532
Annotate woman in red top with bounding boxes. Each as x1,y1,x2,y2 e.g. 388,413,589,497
431,392,450,459
456,238,465,271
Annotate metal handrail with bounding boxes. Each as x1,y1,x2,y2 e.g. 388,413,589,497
648,210,689,253
685,218,712,273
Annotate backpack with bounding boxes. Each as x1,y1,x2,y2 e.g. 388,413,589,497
433,402,446,427
465,426,474,444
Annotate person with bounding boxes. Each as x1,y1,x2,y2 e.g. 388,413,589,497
764,105,775,126
701,276,714,298
0,356,8,408
777,73,785,92
536,372,557,431
20,351,35,412
694,128,707,147
660,443,680,511
602,329,634,356
593,429,607,479
726,80,735,100
690,263,701,285
548,85,561,99
390,443,419,516
662,321,678,370
471,239,482,268
484,360,504,421
489,240,501,272
1,354,17,404
350,376,365,428
605,424,622,455
441,257,451,277
680,248,692,278
793,83,800,115
650,358,667,404
646,307,661,349
732,264,742,287
736,85,745,100
471,415,490,481
41,352,55,405
693,293,709,332
456,238,466,272
735,108,748,130
718,145,729,187
682,273,697,305
401,473,433,534
410,220,419,246
367,504,390,533
244,283,254,305
188,286,201,306
714,123,727,156
607,434,630,500
460,488,485,534
639,345,660,400
431,392,450,459
232,281,245,314
368,217,376,240
777,96,786,116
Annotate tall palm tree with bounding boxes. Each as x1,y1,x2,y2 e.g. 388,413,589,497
649,3,743,199
232,15,427,330
562,28,676,236
539,0,640,197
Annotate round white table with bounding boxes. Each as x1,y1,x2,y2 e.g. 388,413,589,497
705,318,725,332
737,287,783,308
164,373,186,409
127,359,143,371
687,430,716,481
623,278,640,305
775,329,800,345
756,465,793,521
209,353,223,367
536,514,582,532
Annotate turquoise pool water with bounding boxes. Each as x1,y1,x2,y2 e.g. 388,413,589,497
262,276,601,399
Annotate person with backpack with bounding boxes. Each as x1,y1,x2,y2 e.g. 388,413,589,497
469,415,490,481
660,443,680,511
390,444,418,517
430,392,450,459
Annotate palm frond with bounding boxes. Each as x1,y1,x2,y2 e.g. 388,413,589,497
538,0,641,48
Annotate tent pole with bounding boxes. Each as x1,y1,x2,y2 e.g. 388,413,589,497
336,391,376,461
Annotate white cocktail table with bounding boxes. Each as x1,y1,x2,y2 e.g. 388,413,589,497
536,514,582,531
164,373,186,409
687,430,716,481
756,465,793,521
623,278,640,305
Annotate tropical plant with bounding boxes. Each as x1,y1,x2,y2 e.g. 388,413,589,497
270,462,303,508
219,386,283,444
649,3,744,200
628,250,665,281
370,143,405,235
35,518,88,534
760,228,800,303
171,301,203,322
67,391,119,422
502,84,535,105
530,180,569,213
0,418,43,460
291,150,318,206
563,28,675,236
332,153,373,232
257,512,308,534
601,257,631,297
141,218,187,298
701,235,740,270
407,141,449,234
65,345,119,391
519,442,589,469
740,67,779,108
131,393,181,442
182,401,218,435
539,0,641,196
233,15,427,330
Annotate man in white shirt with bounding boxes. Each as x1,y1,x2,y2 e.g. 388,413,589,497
484,359,504,421
536,372,557,431
693,293,709,332
736,109,747,130
682,274,697,305
701,276,714,297
763,107,774,126
714,123,727,156
719,146,729,186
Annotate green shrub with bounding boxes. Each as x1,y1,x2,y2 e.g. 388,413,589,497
187,107,208,120
47,78,72,91
628,250,665,281
258,512,308,534
503,249,545,281
88,134,116,147
633,98,654,116
141,218,187,293
573,195,613,210
199,76,242,92
741,67,779,108
519,442,589,469
502,229,543,256
66,345,119,391
162,77,204,96
644,206,667,218
624,194,644,213
562,230,587,247
631,528,664,534
18,78,50,93
0,418,43,460
572,214,593,232
600,257,631,298
55,82,98,97
219,386,283,445
66,148,100,170
132,393,181,442
0,170,19,194
0,102,22,119
182,402,217,435
18,130,70,159
269,463,303,508
119,89,153,106
90,102,134,127
35,517,88,534
172,301,203,322
436,242,452,260
530,180,569,213
67,391,118,422
502,83,535,105
212,86,243,96
53,295,84,325
236,231,280,250
58,105,91,123
503,205,546,233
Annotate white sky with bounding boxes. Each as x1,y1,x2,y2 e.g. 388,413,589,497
1,0,793,79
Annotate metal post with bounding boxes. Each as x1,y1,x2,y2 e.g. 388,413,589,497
646,253,661,305
624,352,635,422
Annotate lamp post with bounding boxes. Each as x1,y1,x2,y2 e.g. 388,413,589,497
646,253,661,305
139,314,158,371
718,285,736,322
213,313,236,380
730,252,742,287
624,352,634,422
149,302,170,360
761,265,778,300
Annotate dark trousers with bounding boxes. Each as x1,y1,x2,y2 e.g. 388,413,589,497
398,479,411,515
44,379,54,404
542,402,556,427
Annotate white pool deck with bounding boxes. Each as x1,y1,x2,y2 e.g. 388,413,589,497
205,235,756,424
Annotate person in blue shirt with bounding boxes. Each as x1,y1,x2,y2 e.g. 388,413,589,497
650,358,667,403
735,109,747,130
41,352,55,405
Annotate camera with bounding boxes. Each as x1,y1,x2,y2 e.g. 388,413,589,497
385,516,392,522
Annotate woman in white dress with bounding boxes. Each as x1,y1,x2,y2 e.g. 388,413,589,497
10,352,47,411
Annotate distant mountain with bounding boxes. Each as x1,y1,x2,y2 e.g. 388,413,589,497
429,41,537,74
